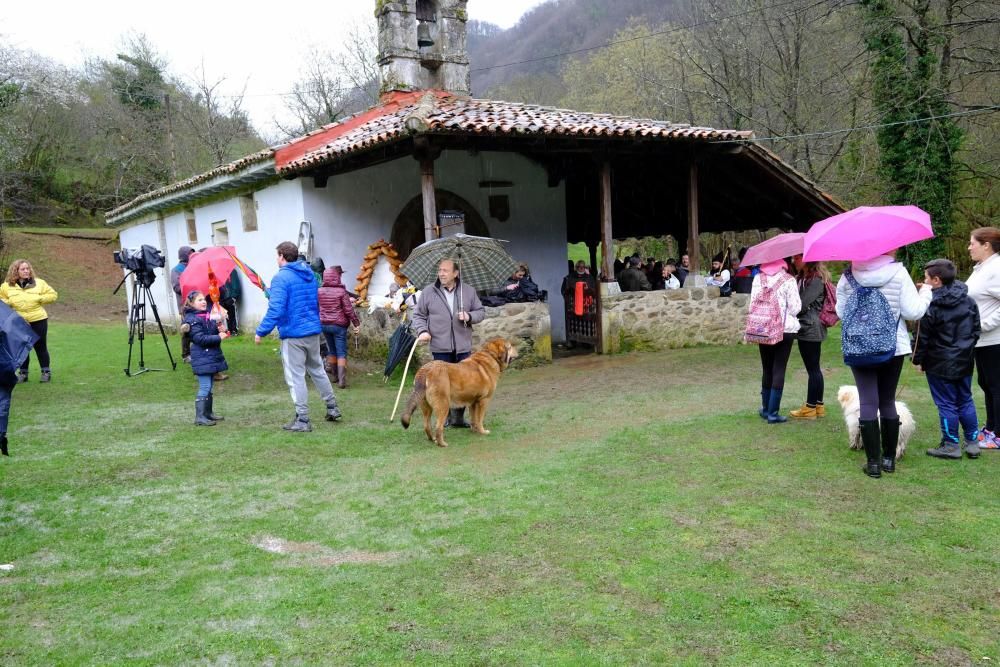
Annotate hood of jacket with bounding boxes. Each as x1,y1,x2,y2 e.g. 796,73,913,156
851,255,903,287
283,260,316,284
322,267,344,288
931,280,970,308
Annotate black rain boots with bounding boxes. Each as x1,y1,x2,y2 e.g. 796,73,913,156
205,393,223,421
195,398,216,426
859,419,881,478
445,407,470,428
880,416,900,473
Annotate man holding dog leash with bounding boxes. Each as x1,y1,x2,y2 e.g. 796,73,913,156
411,258,485,428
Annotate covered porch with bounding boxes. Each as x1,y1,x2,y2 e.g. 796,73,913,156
276,90,843,357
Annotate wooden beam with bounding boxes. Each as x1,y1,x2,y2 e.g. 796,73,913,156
687,161,701,277
421,158,438,243
599,160,614,281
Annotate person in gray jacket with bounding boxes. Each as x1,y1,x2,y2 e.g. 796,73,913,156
411,258,486,428
789,256,830,420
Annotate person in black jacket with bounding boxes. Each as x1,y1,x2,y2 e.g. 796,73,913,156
183,291,230,426
912,259,982,459
489,263,540,303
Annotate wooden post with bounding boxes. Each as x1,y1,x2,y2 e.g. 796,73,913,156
687,161,701,278
421,158,438,242
587,241,599,277
599,161,614,281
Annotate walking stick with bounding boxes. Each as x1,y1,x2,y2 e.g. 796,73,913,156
389,339,420,423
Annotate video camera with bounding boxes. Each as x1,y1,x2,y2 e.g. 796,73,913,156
114,244,165,288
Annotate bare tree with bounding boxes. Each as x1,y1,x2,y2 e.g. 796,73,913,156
277,22,382,139
178,60,252,166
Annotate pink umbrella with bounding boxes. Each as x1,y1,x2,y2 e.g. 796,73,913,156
802,205,933,262
740,233,805,267
179,246,238,302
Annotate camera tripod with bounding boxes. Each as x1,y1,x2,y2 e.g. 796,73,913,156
114,272,176,376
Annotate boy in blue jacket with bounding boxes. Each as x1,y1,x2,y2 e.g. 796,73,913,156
912,259,981,459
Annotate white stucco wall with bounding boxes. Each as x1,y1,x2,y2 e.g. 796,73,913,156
115,178,305,329
114,151,571,339
303,150,570,339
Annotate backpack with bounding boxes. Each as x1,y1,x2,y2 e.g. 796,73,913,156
840,270,900,367
819,279,839,328
744,273,790,345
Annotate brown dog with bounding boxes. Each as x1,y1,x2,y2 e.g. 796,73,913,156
401,338,518,447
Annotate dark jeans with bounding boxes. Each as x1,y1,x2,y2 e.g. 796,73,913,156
221,298,239,335
975,344,1000,432
432,351,470,363
797,339,825,405
20,318,50,372
850,355,905,421
0,376,15,432
926,374,978,443
759,333,796,391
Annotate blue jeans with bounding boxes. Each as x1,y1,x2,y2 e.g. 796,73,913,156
322,324,349,359
432,351,470,363
927,374,978,443
196,374,214,399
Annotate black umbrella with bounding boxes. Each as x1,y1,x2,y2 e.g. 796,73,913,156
383,322,416,382
0,302,37,375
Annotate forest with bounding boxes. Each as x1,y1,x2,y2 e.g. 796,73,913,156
1,0,997,265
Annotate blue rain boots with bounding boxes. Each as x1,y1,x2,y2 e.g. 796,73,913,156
766,389,787,424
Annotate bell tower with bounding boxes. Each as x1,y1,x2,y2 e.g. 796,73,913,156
376,0,471,96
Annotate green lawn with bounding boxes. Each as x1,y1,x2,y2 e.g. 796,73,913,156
1,323,998,664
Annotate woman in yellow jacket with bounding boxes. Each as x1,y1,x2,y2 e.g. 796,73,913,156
0,260,58,383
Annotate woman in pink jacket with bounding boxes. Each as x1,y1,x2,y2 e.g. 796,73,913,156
318,266,360,388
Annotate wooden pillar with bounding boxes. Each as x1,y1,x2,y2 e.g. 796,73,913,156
599,161,614,281
421,158,438,242
687,161,701,278
587,241,599,277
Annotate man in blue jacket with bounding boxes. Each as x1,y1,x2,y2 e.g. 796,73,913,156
255,241,342,432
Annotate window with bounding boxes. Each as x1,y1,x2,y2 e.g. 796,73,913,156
185,211,197,243
239,195,258,232
212,221,229,246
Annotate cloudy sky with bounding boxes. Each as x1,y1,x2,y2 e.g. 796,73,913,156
0,0,546,136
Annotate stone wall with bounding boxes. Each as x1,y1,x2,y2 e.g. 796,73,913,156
352,301,552,371
602,287,750,352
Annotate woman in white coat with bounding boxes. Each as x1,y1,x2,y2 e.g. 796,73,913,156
752,259,801,423
836,254,931,477
965,227,1000,448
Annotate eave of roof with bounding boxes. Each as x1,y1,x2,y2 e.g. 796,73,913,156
104,150,276,227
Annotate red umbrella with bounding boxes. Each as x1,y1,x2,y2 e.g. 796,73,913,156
179,246,238,302
740,233,805,267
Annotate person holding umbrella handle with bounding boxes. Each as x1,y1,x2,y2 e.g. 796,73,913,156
411,258,485,428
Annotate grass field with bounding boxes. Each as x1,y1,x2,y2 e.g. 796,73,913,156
1,323,998,664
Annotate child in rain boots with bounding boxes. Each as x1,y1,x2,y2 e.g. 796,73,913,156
912,259,982,460
183,291,230,426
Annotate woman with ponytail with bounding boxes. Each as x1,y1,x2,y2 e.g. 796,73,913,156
789,256,831,420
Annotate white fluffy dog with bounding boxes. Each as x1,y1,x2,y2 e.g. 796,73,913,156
837,385,914,460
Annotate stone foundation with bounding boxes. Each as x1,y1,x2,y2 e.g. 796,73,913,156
351,301,552,370
601,287,749,352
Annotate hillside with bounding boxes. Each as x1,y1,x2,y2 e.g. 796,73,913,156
0,228,127,322
469,0,680,96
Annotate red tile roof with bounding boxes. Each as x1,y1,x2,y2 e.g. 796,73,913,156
275,90,755,175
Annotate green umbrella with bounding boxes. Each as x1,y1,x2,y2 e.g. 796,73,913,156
400,234,518,293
